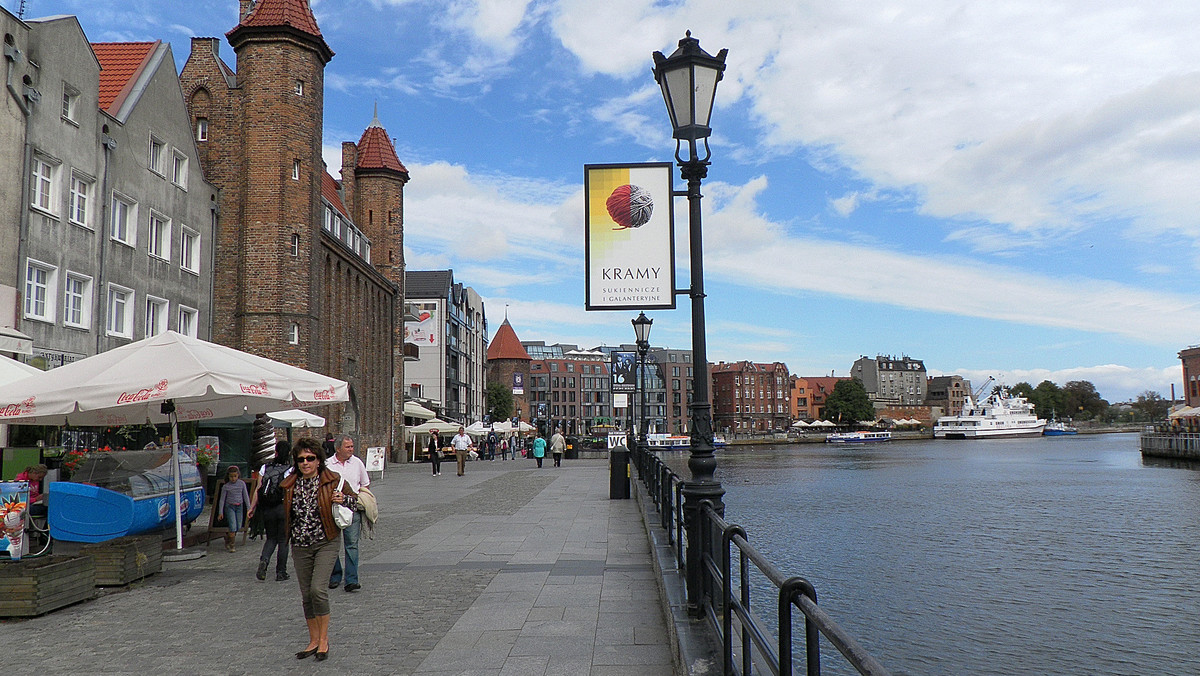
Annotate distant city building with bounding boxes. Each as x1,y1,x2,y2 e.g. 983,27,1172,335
852,355,927,406
790,376,849,421
1180,346,1200,407
926,375,970,417
712,361,791,433
404,270,487,423
485,319,532,422
3,10,217,368
524,342,611,436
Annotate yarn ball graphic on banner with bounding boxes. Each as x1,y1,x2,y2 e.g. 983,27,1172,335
606,184,654,230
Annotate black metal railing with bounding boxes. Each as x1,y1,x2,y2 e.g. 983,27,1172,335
632,445,892,676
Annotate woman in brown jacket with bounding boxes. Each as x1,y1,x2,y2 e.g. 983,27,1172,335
282,437,357,661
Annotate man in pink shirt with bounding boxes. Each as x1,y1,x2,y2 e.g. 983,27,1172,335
326,435,369,592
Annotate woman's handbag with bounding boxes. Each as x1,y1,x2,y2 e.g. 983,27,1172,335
332,477,354,529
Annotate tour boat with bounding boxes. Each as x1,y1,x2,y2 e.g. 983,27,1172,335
826,431,892,444
933,390,1046,439
1043,420,1078,436
645,433,728,450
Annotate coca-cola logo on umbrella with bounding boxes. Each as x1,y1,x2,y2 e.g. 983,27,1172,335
0,397,36,418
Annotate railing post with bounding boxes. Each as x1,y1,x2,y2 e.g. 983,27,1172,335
722,523,746,676
781,577,821,676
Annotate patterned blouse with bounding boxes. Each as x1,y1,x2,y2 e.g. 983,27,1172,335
289,476,328,547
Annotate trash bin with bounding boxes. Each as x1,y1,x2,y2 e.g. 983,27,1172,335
565,435,580,460
609,445,630,499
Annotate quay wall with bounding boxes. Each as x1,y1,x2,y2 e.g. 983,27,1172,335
1141,433,1200,460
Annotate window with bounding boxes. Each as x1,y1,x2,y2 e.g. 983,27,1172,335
292,160,300,180
181,227,200,273
110,193,136,245
145,296,168,337
148,213,171,260
149,136,165,174
178,306,198,338
288,323,300,345
196,118,208,141
23,260,57,322
61,85,79,122
107,285,134,338
30,156,57,213
68,173,91,227
172,152,187,188
63,273,92,329
290,233,300,256
295,80,304,96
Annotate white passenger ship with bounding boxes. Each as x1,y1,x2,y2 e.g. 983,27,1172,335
933,390,1046,439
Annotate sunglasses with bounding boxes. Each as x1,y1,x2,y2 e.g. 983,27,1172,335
296,455,319,463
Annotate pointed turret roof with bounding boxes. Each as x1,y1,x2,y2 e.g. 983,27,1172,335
486,320,532,362
356,106,409,176
227,0,333,63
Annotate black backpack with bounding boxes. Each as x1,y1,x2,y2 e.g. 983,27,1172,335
258,463,287,507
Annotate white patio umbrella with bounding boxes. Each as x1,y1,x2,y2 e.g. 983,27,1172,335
407,418,453,436
267,409,326,428
0,331,348,549
791,420,809,428
403,401,435,420
0,355,41,385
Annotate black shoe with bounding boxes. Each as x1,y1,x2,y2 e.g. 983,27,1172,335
328,580,340,589
276,571,289,581
296,647,318,659
315,650,328,661
255,560,268,581
344,583,361,592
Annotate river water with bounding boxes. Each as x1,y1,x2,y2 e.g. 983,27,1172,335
686,433,1200,675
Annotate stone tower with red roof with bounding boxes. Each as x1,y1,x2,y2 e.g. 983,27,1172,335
179,0,408,452
485,319,533,423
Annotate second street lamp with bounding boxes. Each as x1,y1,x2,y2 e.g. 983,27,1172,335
632,312,653,461
652,31,727,618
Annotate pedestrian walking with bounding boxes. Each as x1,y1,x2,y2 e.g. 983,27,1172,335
550,427,566,468
321,432,336,459
282,438,357,662
327,435,369,593
499,436,509,461
428,430,443,476
218,465,250,552
532,434,546,468
451,426,473,476
486,429,498,461
248,440,292,581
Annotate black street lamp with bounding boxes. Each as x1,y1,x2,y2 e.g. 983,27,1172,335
652,31,727,617
632,312,653,460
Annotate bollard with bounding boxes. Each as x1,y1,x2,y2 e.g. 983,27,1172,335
610,445,630,499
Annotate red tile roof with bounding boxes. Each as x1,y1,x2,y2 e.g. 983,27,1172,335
91,41,158,113
321,171,349,217
238,0,323,37
356,123,408,174
487,320,532,361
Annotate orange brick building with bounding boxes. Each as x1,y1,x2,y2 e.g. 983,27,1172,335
790,376,849,421
179,0,408,451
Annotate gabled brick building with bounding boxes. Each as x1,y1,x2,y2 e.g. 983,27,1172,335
791,376,849,421
712,361,791,433
179,0,408,451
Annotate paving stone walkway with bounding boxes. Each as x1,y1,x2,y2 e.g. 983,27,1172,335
1,458,677,676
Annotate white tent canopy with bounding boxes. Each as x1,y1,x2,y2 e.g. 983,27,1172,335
406,419,454,436
791,420,809,428
0,356,41,387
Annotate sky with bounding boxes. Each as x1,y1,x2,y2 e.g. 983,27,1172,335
14,0,1200,403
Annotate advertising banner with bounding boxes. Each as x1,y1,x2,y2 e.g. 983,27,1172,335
0,481,30,560
404,302,439,346
611,351,636,393
584,163,675,310
512,372,524,395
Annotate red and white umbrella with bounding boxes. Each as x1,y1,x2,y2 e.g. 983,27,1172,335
0,331,348,549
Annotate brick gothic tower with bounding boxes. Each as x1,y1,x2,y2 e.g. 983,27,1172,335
340,110,410,449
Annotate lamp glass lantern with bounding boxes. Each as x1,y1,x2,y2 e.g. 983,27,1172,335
652,31,728,143
632,312,653,347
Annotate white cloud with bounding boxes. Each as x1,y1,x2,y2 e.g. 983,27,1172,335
701,176,1200,347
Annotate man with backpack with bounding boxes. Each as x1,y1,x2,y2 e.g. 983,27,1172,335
248,440,292,581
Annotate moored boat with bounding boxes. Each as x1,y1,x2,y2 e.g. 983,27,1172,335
645,433,728,450
826,431,892,444
1043,420,1078,436
934,389,1046,439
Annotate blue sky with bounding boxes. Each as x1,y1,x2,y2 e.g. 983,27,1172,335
18,0,1200,402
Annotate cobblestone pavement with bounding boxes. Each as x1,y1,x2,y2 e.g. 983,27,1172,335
1,458,676,676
